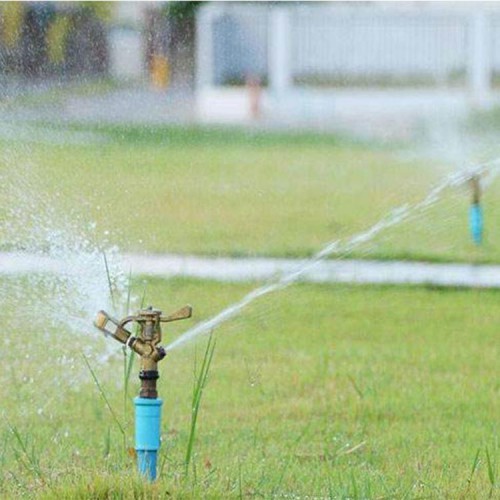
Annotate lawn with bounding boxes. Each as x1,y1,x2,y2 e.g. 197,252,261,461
2,123,499,263
0,277,498,498
1,119,499,498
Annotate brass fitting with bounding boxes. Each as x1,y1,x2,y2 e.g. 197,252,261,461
95,305,192,398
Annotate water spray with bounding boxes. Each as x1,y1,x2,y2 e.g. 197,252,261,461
94,304,192,480
469,174,483,245
164,163,500,353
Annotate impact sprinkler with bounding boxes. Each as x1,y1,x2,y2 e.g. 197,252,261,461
94,304,192,481
469,174,483,245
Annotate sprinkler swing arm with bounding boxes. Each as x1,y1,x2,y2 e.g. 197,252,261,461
94,304,192,480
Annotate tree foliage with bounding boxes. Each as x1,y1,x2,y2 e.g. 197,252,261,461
163,2,202,20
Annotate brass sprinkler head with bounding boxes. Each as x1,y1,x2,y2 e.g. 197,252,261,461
94,305,192,398
469,174,481,205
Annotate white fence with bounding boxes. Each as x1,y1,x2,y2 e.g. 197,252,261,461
291,9,468,86
196,3,500,126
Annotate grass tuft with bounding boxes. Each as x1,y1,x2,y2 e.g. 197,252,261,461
8,422,44,482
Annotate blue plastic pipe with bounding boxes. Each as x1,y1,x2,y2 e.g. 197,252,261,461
135,397,163,481
470,203,483,245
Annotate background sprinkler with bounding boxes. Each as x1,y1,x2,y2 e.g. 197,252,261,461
94,304,192,481
469,174,483,245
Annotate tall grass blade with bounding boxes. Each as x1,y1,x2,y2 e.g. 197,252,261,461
184,333,216,477
485,446,496,490
82,352,125,442
102,250,116,313
470,447,481,478
126,268,132,314
139,283,147,309
123,268,135,419
464,447,481,495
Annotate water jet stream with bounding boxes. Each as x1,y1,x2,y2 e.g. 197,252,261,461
164,160,500,353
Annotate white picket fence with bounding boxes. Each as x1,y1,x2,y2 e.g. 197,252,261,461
196,3,500,125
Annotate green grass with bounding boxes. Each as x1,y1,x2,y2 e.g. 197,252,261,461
2,105,499,500
5,122,499,262
0,277,498,498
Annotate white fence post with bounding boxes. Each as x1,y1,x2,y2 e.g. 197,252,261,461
269,7,291,96
469,10,491,107
196,6,215,90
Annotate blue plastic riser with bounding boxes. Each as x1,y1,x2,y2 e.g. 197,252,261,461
135,397,163,481
470,203,483,245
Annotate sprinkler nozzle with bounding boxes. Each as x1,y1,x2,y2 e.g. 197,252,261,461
94,305,192,398
469,174,481,205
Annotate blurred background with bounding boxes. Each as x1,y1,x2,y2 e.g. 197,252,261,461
3,1,500,137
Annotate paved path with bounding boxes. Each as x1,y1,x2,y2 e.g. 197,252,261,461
1,86,195,125
2,252,500,289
